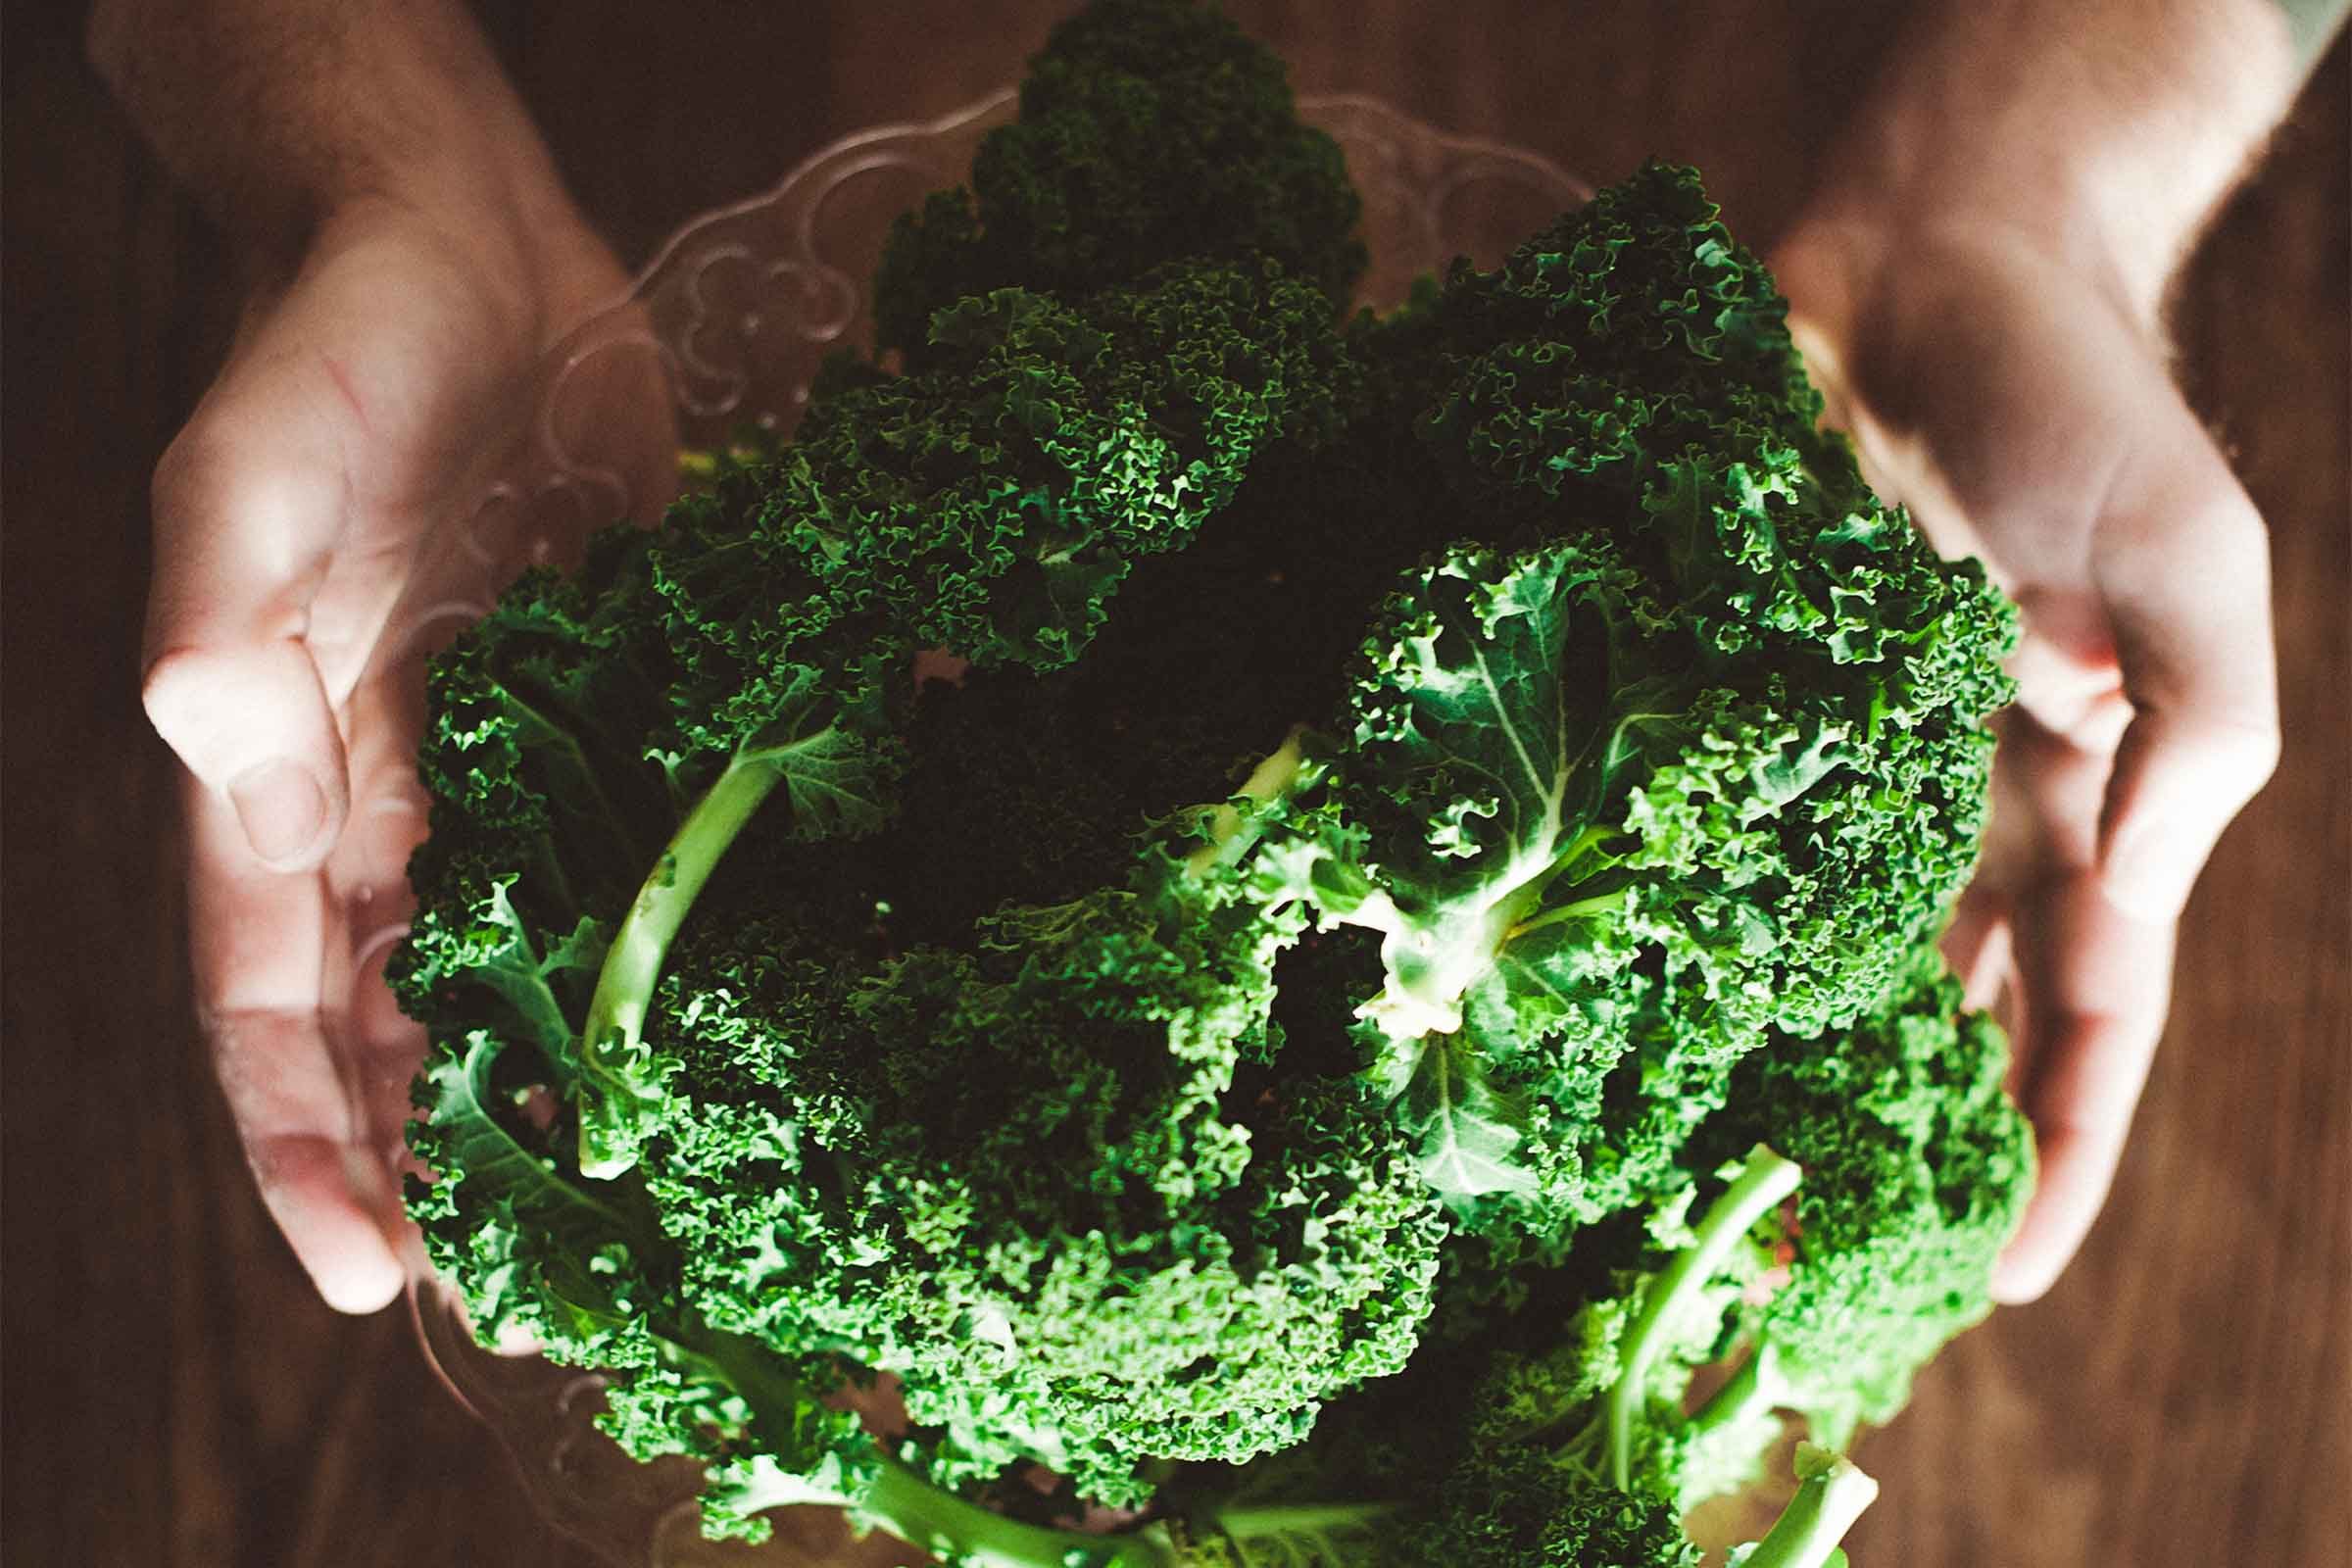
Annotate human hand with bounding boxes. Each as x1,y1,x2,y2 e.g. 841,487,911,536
1769,210,2279,1303
145,188,676,1312
84,0,694,1320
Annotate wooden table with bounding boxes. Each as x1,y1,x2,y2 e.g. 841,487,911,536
5,4,2344,1564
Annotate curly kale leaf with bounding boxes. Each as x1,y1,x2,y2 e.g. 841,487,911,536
875,0,1363,358
418,255,1352,1178
392,526,678,1068
1240,527,1998,1238
1702,949,2036,1448
655,258,1353,768
406,1030,881,1541
1146,1148,1858,1567
1180,164,2018,1241
1402,159,2019,698
635,829,1444,1508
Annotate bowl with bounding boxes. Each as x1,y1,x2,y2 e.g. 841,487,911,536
399,88,1588,1567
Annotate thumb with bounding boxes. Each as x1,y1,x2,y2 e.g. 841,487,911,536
2091,405,2279,920
143,361,355,871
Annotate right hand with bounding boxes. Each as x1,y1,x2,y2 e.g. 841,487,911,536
1771,211,2278,1307
144,185,673,1312
1756,0,2297,1310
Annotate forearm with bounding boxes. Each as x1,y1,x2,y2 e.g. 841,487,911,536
1800,0,2310,318
87,0,575,277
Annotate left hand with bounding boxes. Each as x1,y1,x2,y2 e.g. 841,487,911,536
144,193,670,1313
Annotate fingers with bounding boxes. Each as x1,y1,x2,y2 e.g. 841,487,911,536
144,352,357,873
2090,406,2280,921
1971,703,2157,1303
1991,870,2178,1304
187,771,408,1314
1982,394,2273,1300
1777,225,2275,1306
332,653,437,1161
1939,886,2012,1016
220,1057,410,1316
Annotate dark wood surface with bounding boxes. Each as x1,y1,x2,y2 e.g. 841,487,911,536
4,5,2344,1565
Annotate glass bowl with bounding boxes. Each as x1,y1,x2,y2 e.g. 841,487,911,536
401,89,1588,1567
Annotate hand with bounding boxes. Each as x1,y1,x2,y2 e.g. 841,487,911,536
141,189,671,1312
1769,215,2279,1303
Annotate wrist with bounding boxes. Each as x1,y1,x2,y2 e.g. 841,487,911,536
347,141,614,339
325,4,596,289
1790,0,2296,322
89,0,596,294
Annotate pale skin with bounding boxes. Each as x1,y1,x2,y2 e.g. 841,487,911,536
94,0,2298,1314
90,0,671,1311
1768,0,2295,1300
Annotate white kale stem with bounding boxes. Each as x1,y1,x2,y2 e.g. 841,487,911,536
1606,1145,1801,1490
1738,1446,1880,1568
575,751,788,1178
1184,728,1308,877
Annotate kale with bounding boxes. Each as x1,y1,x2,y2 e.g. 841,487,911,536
392,3,2034,1561
873,0,1365,360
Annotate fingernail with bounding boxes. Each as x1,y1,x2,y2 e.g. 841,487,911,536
229,759,329,867
2102,816,2188,921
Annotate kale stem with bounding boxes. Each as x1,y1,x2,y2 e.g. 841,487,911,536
1606,1145,1800,1490
1688,1341,1782,1439
1504,888,1624,941
1737,1446,1879,1568
1184,729,1306,877
1209,1501,1401,1538
859,1460,1174,1568
576,752,788,1177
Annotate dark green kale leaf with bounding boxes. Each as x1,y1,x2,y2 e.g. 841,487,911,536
875,0,1363,359
637,828,1445,1508
656,258,1354,771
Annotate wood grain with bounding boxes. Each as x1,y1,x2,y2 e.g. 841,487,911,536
3,4,2343,1565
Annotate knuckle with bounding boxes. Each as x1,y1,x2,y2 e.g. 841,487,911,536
149,419,233,520
2182,713,2282,802
2230,718,2282,791
139,643,211,733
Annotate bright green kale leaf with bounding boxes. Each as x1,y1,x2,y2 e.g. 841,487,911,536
1237,525,1999,1241
1702,949,2036,1449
